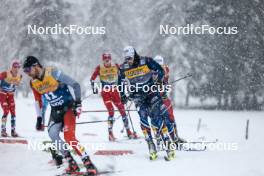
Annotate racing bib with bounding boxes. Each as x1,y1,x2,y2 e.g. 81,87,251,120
99,65,118,84
124,65,151,79
31,67,59,94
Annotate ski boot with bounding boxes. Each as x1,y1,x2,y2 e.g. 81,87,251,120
108,131,116,142
54,154,63,166
11,130,19,137
147,139,158,160
164,141,176,161
126,129,138,139
65,152,80,173
82,156,98,175
1,130,8,137
49,147,63,167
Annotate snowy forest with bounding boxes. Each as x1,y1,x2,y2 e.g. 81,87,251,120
0,0,263,110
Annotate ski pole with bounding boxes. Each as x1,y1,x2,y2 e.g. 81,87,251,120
169,73,192,85
121,102,133,133
82,92,94,100
126,101,136,134
82,109,137,113
75,120,109,125
74,114,123,125
44,119,108,127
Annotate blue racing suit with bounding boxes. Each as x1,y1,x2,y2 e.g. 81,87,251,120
118,56,173,142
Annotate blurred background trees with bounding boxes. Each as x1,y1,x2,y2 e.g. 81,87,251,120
0,0,263,110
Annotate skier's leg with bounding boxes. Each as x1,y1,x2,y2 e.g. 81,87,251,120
63,108,97,175
8,93,18,136
41,96,48,127
163,97,186,143
0,92,9,136
48,121,67,154
101,90,115,117
101,90,115,140
149,93,175,160
163,98,174,122
160,101,176,141
134,97,157,160
63,109,86,157
47,121,66,166
111,89,135,138
163,98,177,136
148,93,171,140
111,89,126,117
136,103,152,140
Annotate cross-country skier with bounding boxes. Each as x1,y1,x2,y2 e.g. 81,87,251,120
118,46,175,161
154,55,186,144
23,56,97,175
0,60,22,137
90,53,137,141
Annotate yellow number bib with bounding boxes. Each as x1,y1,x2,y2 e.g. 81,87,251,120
99,65,118,83
5,70,22,85
124,65,151,79
31,67,59,94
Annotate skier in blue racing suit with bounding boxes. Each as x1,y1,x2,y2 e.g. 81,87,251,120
118,46,175,161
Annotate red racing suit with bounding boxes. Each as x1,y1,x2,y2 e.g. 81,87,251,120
90,63,126,117
161,65,175,122
0,71,22,117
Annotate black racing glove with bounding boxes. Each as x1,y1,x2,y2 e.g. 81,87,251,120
36,116,42,130
72,100,82,118
90,80,98,94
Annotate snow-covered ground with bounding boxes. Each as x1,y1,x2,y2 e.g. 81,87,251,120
0,96,264,176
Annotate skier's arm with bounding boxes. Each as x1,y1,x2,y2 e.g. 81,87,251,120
52,69,81,102
90,66,100,94
0,72,7,91
30,81,43,117
118,66,126,100
164,65,169,84
90,66,100,81
146,58,165,81
0,72,7,80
